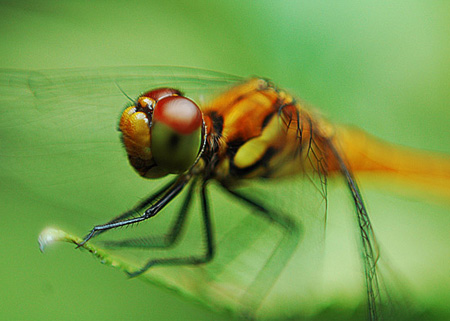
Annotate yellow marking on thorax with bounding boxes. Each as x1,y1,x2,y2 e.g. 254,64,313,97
233,115,282,168
203,78,332,180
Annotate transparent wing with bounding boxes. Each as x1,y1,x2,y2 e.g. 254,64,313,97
88,165,330,319
0,66,241,234
0,67,387,320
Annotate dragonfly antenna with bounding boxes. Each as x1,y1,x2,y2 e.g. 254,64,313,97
115,83,134,103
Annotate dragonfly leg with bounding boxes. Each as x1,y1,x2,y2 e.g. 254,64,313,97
77,176,189,247
327,140,381,321
222,186,301,312
125,180,215,278
100,180,196,249
86,177,179,242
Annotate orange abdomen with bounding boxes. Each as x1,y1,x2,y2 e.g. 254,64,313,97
329,127,450,200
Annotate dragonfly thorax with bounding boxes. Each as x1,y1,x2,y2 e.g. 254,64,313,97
198,79,328,182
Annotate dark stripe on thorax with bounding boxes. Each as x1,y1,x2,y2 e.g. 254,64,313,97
261,112,274,130
207,111,223,137
226,138,245,158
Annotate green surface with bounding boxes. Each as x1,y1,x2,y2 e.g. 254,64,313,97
1,1,449,320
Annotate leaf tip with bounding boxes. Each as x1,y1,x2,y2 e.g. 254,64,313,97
38,227,68,252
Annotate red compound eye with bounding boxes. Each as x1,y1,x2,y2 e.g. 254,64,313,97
142,88,181,101
153,96,203,135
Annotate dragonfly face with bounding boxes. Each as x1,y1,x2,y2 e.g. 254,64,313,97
119,88,204,178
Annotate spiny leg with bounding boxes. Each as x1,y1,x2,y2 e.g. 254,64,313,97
126,180,215,277
328,140,381,321
223,185,301,312
91,177,179,239
100,180,196,249
77,176,189,247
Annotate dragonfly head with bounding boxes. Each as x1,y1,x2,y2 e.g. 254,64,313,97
119,88,204,178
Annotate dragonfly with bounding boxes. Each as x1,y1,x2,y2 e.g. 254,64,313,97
78,73,384,318
2,67,447,320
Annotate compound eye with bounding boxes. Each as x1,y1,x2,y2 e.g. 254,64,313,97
151,96,203,174
142,88,181,101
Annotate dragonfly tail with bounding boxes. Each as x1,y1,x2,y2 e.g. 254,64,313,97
330,127,450,201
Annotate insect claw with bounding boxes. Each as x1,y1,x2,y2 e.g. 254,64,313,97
125,269,144,278
76,230,95,248
75,241,85,249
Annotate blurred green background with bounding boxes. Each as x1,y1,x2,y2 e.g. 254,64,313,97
0,0,449,320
